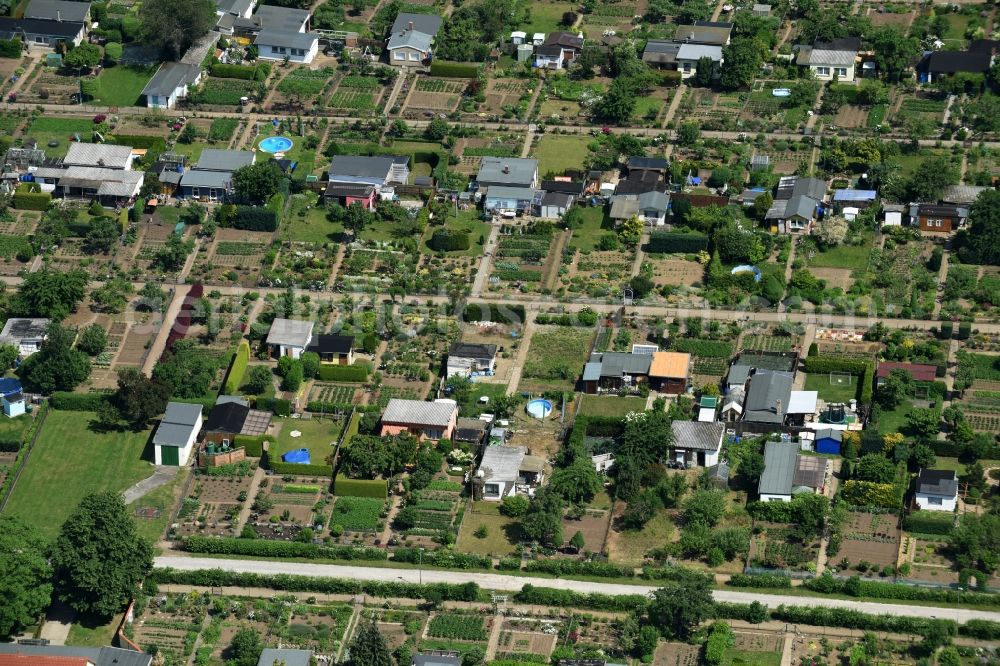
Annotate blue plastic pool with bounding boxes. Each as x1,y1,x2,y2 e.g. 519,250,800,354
526,398,553,419
259,136,293,153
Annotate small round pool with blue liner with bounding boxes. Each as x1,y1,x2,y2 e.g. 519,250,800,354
259,136,293,153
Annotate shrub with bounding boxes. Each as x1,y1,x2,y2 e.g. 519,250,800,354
234,434,267,457
646,231,709,253
223,341,250,395
256,396,291,416
232,206,278,232
0,439,22,452
523,559,634,578
334,477,388,498
727,573,792,588
395,548,491,570
318,363,369,382
902,511,955,536
513,584,648,612
462,304,525,325
429,229,470,252
960,620,1000,639
429,61,479,77
705,622,733,666
209,63,257,80
0,38,22,59
266,192,285,226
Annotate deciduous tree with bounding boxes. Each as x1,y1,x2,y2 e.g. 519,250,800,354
0,516,52,639
139,0,216,59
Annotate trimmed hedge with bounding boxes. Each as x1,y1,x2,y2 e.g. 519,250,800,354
429,61,479,77
647,231,709,253
524,559,634,578
960,620,1000,639
803,573,1000,607
256,396,291,416
462,303,525,325
183,536,386,560
234,434,268,457
233,205,278,231
223,341,250,395
318,363,369,382
394,547,491,570
0,439,21,452
266,192,285,225
513,584,648,612
727,573,792,588
108,134,167,151
209,63,257,80
50,392,110,411
772,605,958,635
13,185,51,211
334,477,388,499
902,511,955,536
150,568,484,601
0,38,22,59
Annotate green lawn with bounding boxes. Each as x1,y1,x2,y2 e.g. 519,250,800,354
280,192,345,243
579,394,648,417
272,416,344,463
4,410,154,540
169,139,208,164
423,209,490,257
609,508,675,566
533,134,592,177
23,116,97,159
723,649,782,666
807,236,873,270
803,372,858,404
634,96,663,121
521,2,577,34
66,613,122,648
0,413,33,442
568,206,611,252
132,467,189,545
876,399,941,438
94,66,156,107
455,382,509,417
456,502,522,556
521,326,594,390
360,219,400,243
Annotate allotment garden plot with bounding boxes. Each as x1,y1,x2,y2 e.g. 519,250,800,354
191,229,274,286
327,75,386,114
391,483,464,548
487,233,553,292
404,77,467,115
169,469,254,539
260,242,336,289
520,326,594,392
560,246,635,298
834,511,901,572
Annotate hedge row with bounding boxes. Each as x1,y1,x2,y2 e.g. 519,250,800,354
183,536,386,561
234,434,268,457
318,363,368,382
0,38,21,59
647,231,709,253
233,206,278,232
0,439,21,452
394,547,491,570
209,63,269,81
13,188,51,211
524,559,634,579
266,459,333,477
429,61,479,77
772,605,957,635
640,567,714,584
462,304,525,325
109,134,166,151
266,192,285,225
926,437,1000,460
960,620,1000,639
535,309,599,326
727,573,792,588
50,392,110,411
334,477,388,498
149,567,484,601
513,584,649,612
223,340,250,395
256,396,291,416
429,229,470,252
804,574,1000,607
901,511,955,536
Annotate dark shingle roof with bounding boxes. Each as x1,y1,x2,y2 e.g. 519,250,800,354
917,469,957,496
204,402,249,434
925,50,992,74
0,17,85,39
449,342,497,360
306,334,354,355
743,371,793,423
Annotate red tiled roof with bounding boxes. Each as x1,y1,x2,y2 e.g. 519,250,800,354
0,656,93,666
876,361,936,383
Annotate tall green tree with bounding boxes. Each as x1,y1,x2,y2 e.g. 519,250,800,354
12,268,88,320
347,622,392,666
646,571,715,638
960,189,1000,266
0,516,52,639
595,78,637,125
228,628,263,666
520,486,564,547
63,43,102,70
549,458,602,504
113,367,171,430
50,491,153,617
720,39,761,91
18,323,91,394
232,161,285,205
139,0,216,59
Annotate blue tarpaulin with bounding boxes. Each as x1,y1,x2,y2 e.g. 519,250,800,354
282,448,311,464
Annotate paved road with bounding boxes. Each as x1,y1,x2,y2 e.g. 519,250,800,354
154,556,1000,623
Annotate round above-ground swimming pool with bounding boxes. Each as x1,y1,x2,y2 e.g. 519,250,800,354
259,136,293,153
526,398,553,419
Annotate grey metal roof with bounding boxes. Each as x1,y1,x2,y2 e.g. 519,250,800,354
0,318,50,341
381,398,456,427
484,185,537,201
917,469,958,497
391,12,442,36
195,149,255,173
142,62,201,98
940,185,991,205
216,0,254,15
477,157,537,187
0,645,152,666
449,342,496,360
266,318,313,347
643,40,680,63
674,24,731,45
64,143,133,169
24,0,89,22
776,175,826,201
590,352,652,377
582,361,602,382
727,364,752,385
0,16,85,39
758,440,797,496
254,29,318,50
154,402,202,447
799,46,857,66
784,194,818,221
478,444,526,483
638,190,669,211
541,191,573,208
671,420,725,451
257,649,312,666
329,155,395,180
814,428,842,442
628,156,669,170
388,28,432,51
609,196,640,220
676,43,722,61
413,654,461,666
180,169,232,189
253,5,310,31
743,371,793,423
